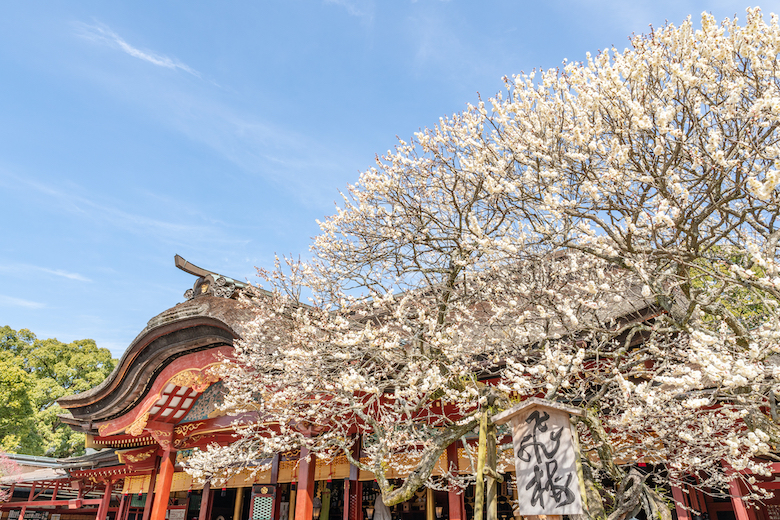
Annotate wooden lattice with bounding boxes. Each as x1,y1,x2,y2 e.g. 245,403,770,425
251,496,274,520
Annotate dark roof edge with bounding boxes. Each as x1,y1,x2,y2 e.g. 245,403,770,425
58,313,237,410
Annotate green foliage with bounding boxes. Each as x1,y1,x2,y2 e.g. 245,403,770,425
0,354,35,453
0,326,116,458
689,246,777,331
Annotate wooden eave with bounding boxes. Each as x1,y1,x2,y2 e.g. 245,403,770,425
58,311,238,425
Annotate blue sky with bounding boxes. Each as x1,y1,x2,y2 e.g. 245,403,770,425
0,0,773,357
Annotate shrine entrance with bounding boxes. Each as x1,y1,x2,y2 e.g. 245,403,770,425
210,488,237,520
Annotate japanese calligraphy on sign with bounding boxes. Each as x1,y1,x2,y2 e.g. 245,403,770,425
493,398,584,516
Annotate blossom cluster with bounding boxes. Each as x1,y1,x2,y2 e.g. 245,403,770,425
186,9,780,516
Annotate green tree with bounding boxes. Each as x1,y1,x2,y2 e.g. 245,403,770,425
0,352,36,453
0,326,116,457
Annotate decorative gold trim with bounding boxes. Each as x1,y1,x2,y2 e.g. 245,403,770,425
331,455,349,465
98,423,111,435
281,449,301,460
150,429,173,450
170,425,237,444
174,422,204,436
126,413,150,437
279,460,297,470
174,433,208,449
168,366,221,393
124,450,154,463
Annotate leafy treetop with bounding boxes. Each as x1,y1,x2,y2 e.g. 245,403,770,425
0,326,115,457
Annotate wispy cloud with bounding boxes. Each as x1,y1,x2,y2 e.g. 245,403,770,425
324,0,375,23
0,294,45,309
0,262,92,283
75,21,200,77
38,268,92,282
0,171,249,251
145,91,356,209
407,12,482,80
69,20,354,210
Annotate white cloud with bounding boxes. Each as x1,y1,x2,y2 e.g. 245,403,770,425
407,12,484,81
143,90,354,208
0,262,92,283
75,21,200,77
0,294,45,309
0,171,251,251
324,0,375,23
68,20,356,211
38,268,92,282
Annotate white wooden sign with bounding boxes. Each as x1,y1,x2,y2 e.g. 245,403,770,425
168,509,187,520
493,398,584,516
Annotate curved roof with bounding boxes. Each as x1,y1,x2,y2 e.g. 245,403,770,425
59,279,255,428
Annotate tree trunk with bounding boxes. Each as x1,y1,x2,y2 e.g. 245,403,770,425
580,463,606,520
474,409,488,520
486,417,497,520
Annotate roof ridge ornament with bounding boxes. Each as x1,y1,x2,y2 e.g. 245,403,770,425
175,255,246,301
175,255,218,278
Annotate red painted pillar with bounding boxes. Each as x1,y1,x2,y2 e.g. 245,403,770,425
97,481,114,520
729,478,751,520
689,484,703,514
698,488,712,519
344,436,362,520
671,485,690,520
343,479,362,520
117,493,128,520
446,442,464,520
150,451,177,520
143,462,161,520
295,447,317,520
19,483,36,520
198,482,212,520
342,479,350,520
271,454,281,520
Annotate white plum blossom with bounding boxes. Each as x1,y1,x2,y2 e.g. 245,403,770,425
186,9,780,520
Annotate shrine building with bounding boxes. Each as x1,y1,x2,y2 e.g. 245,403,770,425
1,257,779,520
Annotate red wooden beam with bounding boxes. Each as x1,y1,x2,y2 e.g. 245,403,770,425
447,441,465,520
150,451,176,520
671,486,690,520
198,482,212,520
729,479,751,520
0,498,104,509
294,447,316,520
96,481,114,520
19,482,36,520
142,455,161,520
